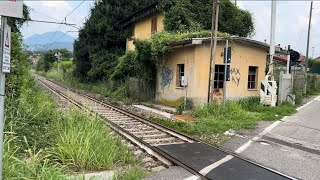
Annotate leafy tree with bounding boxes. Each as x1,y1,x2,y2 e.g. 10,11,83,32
160,0,254,37
73,0,156,82
52,48,72,60
5,4,31,98
36,51,56,72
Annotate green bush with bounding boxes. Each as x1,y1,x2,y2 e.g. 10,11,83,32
5,77,58,150
50,110,134,171
3,137,67,180
152,98,296,136
176,102,185,115
114,166,149,180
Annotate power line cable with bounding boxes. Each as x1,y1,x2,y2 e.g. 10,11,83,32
44,0,86,50
30,9,59,22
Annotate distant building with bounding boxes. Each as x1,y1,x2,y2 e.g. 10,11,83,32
29,56,39,64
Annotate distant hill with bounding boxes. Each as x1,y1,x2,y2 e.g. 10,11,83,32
23,31,76,51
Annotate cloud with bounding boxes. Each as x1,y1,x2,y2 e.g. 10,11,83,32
21,1,94,39
238,1,319,56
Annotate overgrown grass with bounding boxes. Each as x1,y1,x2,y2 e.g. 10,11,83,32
3,136,67,180
4,74,147,179
5,76,58,151
114,166,149,180
50,110,135,172
152,98,296,137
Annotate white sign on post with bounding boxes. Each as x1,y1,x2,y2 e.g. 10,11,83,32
2,25,11,73
0,0,23,18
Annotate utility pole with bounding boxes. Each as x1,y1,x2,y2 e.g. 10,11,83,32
267,0,277,80
223,39,229,108
208,0,216,103
305,1,313,73
0,16,7,180
208,0,220,103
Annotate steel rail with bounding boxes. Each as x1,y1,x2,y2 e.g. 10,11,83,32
35,75,295,180
35,75,206,179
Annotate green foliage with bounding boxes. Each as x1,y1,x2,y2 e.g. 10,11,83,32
310,58,320,74
36,50,56,72
3,137,67,180
73,0,156,81
111,51,137,80
160,0,254,37
7,4,30,33
6,33,30,98
113,31,226,82
151,98,296,137
176,102,185,115
114,166,149,180
5,77,58,150
50,110,134,171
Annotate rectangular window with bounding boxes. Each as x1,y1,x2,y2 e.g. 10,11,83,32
214,65,225,89
151,16,158,33
248,66,258,89
177,64,185,87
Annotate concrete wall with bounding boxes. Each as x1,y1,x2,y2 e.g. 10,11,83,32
126,13,165,51
155,41,268,106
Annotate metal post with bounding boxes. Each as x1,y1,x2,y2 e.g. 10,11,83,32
287,45,291,74
0,16,7,180
305,1,313,74
210,0,220,103
267,0,277,80
208,0,216,103
223,39,228,108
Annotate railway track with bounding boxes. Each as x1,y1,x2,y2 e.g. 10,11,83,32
35,75,202,176
35,75,294,180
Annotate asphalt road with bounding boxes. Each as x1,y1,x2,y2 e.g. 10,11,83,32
223,96,320,180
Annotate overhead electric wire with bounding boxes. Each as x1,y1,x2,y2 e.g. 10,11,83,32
30,9,59,22
65,0,86,20
44,0,86,50
26,19,76,26
47,1,94,49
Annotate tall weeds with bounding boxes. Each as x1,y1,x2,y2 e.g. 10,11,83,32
50,110,134,172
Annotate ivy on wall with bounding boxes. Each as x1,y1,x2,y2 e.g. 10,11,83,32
111,31,229,82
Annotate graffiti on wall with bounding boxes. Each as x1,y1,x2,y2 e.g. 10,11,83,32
160,66,173,89
230,68,241,87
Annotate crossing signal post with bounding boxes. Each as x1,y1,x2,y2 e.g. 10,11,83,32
223,40,231,108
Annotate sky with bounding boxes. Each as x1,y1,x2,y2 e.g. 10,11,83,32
21,0,320,58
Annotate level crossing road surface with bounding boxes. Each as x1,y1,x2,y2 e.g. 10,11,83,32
223,96,320,180
157,142,290,179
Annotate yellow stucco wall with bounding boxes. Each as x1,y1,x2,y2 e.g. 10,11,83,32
127,13,165,51
156,41,268,106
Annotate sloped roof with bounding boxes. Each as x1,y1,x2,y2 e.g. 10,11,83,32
274,55,305,63
117,2,160,28
169,37,270,50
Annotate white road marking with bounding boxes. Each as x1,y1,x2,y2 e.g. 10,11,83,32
235,119,283,154
183,155,234,180
235,95,320,155
296,95,320,111
183,175,200,180
184,96,320,180
199,155,234,175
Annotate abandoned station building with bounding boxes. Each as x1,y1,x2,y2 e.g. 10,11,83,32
118,3,270,106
